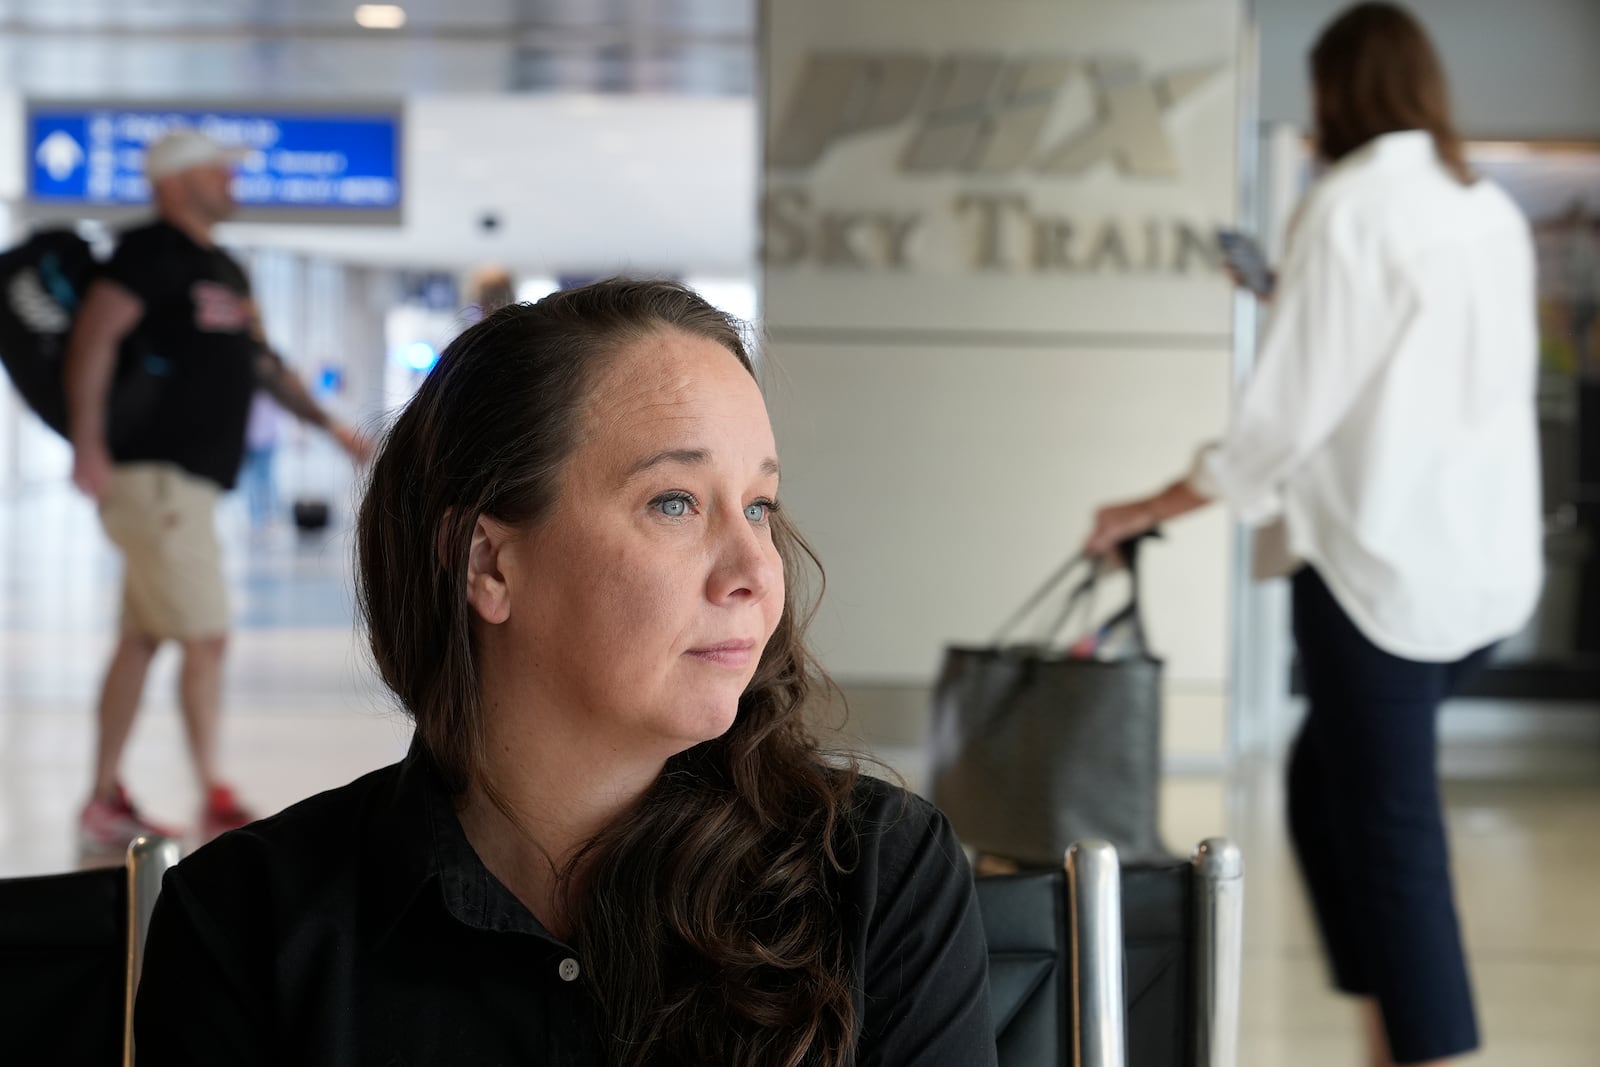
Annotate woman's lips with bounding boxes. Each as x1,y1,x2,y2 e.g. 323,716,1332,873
686,640,759,669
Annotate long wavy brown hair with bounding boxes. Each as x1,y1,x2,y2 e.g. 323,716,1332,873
356,279,861,1067
1311,2,1473,185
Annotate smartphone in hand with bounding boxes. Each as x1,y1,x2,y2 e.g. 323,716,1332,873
1216,228,1275,297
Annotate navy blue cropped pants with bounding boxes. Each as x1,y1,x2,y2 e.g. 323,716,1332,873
1288,567,1489,1065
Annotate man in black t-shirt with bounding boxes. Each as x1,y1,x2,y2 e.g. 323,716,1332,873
64,129,370,853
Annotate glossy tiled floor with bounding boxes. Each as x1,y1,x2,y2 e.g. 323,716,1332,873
2,484,1597,1065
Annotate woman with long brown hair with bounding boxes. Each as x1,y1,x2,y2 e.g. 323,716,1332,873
1086,5,1541,1066
134,278,997,1066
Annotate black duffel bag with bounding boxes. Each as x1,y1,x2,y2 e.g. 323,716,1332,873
0,228,169,448
930,539,1168,867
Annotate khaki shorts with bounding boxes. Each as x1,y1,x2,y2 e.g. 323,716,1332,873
98,462,228,640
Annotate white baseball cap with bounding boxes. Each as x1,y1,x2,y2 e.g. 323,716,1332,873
144,129,251,181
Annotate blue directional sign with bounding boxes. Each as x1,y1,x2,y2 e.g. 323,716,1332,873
26,104,402,221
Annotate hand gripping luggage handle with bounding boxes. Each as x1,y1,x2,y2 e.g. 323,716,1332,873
991,533,1156,653
1095,533,1153,657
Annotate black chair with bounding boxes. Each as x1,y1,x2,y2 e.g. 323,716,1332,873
0,836,181,1066
1121,840,1243,1067
981,840,1122,1066
977,838,1243,1067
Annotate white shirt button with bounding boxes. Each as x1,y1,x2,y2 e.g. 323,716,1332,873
558,957,581,982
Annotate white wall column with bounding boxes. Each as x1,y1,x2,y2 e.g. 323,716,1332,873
761,0,1249,768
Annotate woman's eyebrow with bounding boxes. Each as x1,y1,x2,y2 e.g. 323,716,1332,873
624,450,782,480
626,448,709,478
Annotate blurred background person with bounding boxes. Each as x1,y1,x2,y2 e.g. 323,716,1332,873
467,264,516,321
64,129,371,852
1083,5,1542,1065
238,390,282,531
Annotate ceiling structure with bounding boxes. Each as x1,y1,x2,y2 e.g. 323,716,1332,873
0,0,756,97
0,2,763,271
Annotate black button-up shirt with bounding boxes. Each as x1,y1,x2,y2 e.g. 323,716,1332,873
135,744,998,1065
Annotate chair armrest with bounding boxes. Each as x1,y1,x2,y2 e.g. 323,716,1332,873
125,834,181,1067
1067,840,1127,1067
1189,838,1244,1067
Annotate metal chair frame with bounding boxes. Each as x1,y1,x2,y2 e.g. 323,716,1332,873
124,834,182,1065
996,836,1244,1067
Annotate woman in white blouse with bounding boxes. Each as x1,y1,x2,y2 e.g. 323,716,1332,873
1086,5,1541,1066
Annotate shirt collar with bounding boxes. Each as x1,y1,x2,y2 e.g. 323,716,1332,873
1343,129,1437,171
365,737,563,950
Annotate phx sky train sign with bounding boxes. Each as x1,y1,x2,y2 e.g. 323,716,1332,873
763,51,1230,277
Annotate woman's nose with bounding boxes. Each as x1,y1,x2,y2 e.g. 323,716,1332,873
707,511,777,604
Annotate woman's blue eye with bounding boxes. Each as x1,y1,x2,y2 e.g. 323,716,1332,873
746,499,778,523
657,496,690,518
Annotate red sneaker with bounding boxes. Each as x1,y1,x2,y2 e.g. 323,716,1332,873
79,783,180,854
200,784,256,840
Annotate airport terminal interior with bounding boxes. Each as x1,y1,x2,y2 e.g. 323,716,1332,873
2,1,1598,1065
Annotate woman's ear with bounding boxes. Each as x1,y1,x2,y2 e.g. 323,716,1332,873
466,515,514,625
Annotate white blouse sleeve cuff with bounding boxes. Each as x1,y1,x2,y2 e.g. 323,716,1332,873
1186,442,1285,527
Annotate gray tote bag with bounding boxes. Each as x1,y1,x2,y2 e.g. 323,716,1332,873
929,540,1168,867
